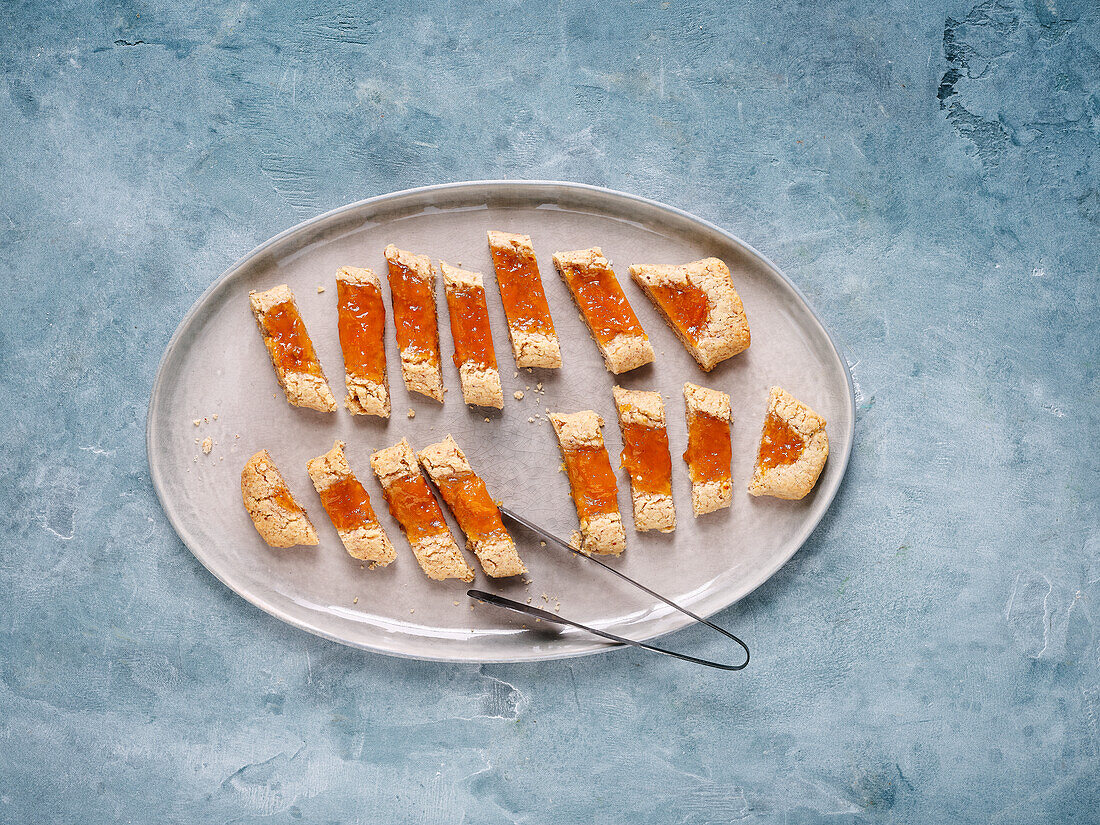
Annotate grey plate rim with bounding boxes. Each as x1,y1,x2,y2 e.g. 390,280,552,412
146,179,855,664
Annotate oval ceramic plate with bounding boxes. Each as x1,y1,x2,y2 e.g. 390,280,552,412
147,181,854,663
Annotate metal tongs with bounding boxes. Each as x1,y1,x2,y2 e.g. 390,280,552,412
467,507,749,671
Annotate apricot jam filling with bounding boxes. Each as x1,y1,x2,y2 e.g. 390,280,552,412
683,412,731,483
383,475,448,543
562,445,619,520
488,243,557,336
435,471,506,542
262,300,325,377
650,280,710,343
619,421,672,497
561,260,645,345
336,280,386,382
446,283,497,370
757,412,805,470
272,487,301,514
386,259,439,364
319,476,379,532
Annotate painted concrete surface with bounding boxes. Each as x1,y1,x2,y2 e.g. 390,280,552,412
1,0,1097,822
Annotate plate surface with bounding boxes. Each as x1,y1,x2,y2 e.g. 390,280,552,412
147,181,854,662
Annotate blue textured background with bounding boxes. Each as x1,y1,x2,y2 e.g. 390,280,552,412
2,1,1098,822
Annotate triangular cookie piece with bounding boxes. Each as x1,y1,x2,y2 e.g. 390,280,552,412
629,258,750,371
748,387,828,500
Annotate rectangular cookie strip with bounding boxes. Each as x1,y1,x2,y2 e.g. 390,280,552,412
249,284,337,412
335,267,390,417
370,439,474,582
417,436,526,577
552,248,655,374
241,450,319,548
748,386,829,500
307,440,396,564
486,231,562,368
548,411,626,555
683,382,732,516
384,245,444,402
441,262,504,408
629,258,750,371
612,387,676,533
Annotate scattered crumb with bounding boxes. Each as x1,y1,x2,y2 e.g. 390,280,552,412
535,618,541,623
410,609,415,614
453,600,460,606
526,367,532,373
353,596,359,604
193,456,197,463
317,285,325,293
194,438,200,445
542,594,549,602
235,434,240,439
201,437,213,455
540,541,546,547
525,385,529,391
514,391,524,400
360,563,365,569
536,382,543,392
526,597,532,604
212,414,218,420
513,371,519,378
219,456,223,462
484,417,490,423
528,417,534,423
192,419,201,426
407,408,415,419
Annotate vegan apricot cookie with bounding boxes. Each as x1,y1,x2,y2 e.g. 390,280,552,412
548,410,626,555
335,266,391,417
241,450,319,547
629,257,750,371
440,262,504,409
307,440,395,564
384,245,444,402
748,386,829,500
682,382,733,516
249,284,337,412
552,247,655,374
486,230,562,369
612,386,676,533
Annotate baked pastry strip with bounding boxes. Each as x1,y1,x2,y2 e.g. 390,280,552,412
748,386,829,500
629,257,750,371
241,450,319,547
548,410,626,555
369,439,474,582
440,262,504,409
612,387,676,533
248,284,337,412
486,230,562,368
383,245,444,402
418,436,526,577
307,440,396,564
552,247,655,374
683,382,733,516
335,266,391,417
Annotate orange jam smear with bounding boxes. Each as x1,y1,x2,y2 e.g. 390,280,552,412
757,412,805,470
272,487,302,515
319,475,379,532
446,283,497,371
562,445,619,520
651,280,710,343
383,475,448,544
435,471,506,543
489,243,557,336
262,301,325,377
336,280,386,382
620,421,672,497
386,259,439,364
561,260,645,346
683,412,731,483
